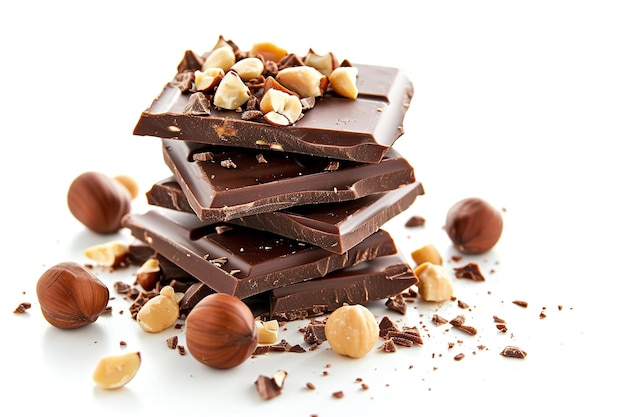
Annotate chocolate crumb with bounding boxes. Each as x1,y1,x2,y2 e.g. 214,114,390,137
177,345,186,355
361,383,369,390
255,374,284,400
454,353,465,361
432,314,448,326
379,315,400,338
385,294,407,314
451,255,463,262
493,315,506,323
500,346,527,359
496,324,508,333
303,322,326,345
13,302,31,313
120,340,127,346
332,391,344,399
166,335,178,349
380,339,397,352
513,300,529,308
306,382,316,390
324,161,340,171
453,262,485,281
405,215,425,227
457,300,469,309
193,151,214,162
220,158,237,169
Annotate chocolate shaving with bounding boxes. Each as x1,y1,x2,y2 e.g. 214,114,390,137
177,50,204,74
379,315,400,338
432,314,448,326
241,110,264,121
183,92,212,115
13,302,31,313
500,346,527,359
405,215,425,227
385,294,407,315
513,300,529,308
303,322,327,345
255,373,285,400
166,335,178,349
380,339,397,352
324,161,340,171
220,158,237,169
192,151,214,162
454,262,485,281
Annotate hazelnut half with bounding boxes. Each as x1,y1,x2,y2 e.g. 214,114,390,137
67,171,132,234
36,262,110,329
185,293,258,369
445,197,503,254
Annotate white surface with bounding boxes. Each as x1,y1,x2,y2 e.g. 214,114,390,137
2,1,625,416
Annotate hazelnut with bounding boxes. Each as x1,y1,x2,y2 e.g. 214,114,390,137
194,67,224,92
201,45,236,72
329,66,359,99
213,70,251,110
410,243,443,266
249,41,287,63
67,171,132,234
36,262,110,329
83,241,129,268
185,293,258,369
113,175,139,200
445,198,503,254
93,351,141,390
136,286,180,333
231,57,264,81
303,48,338,77
135,258,161,291
275,66,329,98
324,304,379,358
414,262,454,302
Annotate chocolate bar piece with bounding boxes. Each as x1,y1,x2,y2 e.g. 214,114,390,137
122,209,398,299
269,254,417,320
162,139,416,222
134,64,413,163
147,177,424,254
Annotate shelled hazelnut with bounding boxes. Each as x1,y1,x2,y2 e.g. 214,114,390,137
36,262,109,329
92,351,141,390
445,197,503,254
324,304,379,358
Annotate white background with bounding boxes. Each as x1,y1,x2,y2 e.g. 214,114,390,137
1,1,624,416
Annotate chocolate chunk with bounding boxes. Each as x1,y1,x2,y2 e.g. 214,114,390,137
134,64,414,163
269,254,417,320
500,346,527,359
161,139,416,222
182,92,212,115
147,177,423,254
122,209,398,300
303,322,327,345
179,282,214,317
453,262,485,281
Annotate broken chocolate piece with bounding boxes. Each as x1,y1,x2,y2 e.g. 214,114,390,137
147,177,423,253
161,139,416,222
453,262,485,281
122,209,398,299
500,346,527,359
269,254,417,320
134,64,413,163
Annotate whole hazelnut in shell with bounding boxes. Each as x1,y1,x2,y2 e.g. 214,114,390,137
67,171,132,234
185,293,258,369
36,261,110,329
445,197,503,254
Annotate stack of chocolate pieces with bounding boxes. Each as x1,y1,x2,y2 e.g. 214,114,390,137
124,41,422,320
